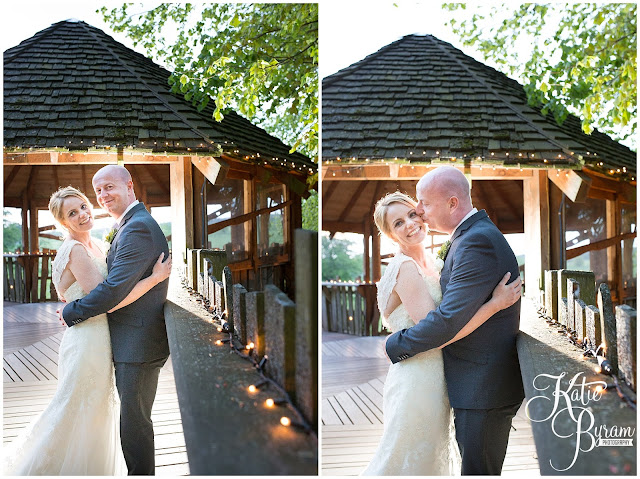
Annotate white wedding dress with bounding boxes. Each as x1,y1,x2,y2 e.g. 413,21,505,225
362,253,461,476
3,239,127,475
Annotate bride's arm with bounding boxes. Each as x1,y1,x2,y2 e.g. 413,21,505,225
68,247,171,312
437,272,521,349
394,261,436,324
108,253,171,312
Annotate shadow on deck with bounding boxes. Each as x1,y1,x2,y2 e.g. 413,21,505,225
2,301,189,475
321,331,540,476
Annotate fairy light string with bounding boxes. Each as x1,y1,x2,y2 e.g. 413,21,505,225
182,270,316,437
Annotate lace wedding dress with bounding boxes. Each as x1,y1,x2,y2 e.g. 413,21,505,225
3,239,127,475
362,253,461,476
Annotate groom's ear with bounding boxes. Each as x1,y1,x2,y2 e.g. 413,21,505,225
448,196,459,212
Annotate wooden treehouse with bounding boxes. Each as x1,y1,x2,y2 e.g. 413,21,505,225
321,34,636,336
3,20,316,303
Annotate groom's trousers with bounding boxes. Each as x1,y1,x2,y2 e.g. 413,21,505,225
453,401,522,475
115,357,168,475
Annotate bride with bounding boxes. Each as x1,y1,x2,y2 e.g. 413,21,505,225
362,192,521,476
3,186,171,475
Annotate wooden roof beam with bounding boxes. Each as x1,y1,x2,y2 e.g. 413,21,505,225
548,169,591,203
322,164,534,181
4,151,179,165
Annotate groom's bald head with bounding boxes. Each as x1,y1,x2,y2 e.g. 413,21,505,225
92,165,136,217
417,166,472,207
415,166,473,234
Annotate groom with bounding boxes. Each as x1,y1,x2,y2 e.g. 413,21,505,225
385,166,525,475
62,165,170,475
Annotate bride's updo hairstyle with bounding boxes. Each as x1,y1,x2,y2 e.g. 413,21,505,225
48,186,92,228
373,192,418,239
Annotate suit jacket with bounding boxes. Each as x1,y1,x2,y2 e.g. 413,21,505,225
62,203,170,363
385,210,525,409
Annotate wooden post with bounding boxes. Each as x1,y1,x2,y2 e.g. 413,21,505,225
363,222,371,283
597,283,618,373
170,156,194,262
549,182,565,270
524,170,550,297
585,305,601,350
606,197,623,303
21,198,29,253
245,291,266,357
232,284,248,344
294,229,318,427
371,225,381,282
575,299,587,343
193,167,206,249
567,279,579,331
222,266,234,333
616,305,636,390
264,285,296,397
544,270,558,320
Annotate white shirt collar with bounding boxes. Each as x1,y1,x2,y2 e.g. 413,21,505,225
114,200,139,228
451,207,478,238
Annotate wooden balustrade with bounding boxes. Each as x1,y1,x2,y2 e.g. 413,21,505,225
321,282,382,336
539,268,636,392
3,252,57,303
187,229,318,428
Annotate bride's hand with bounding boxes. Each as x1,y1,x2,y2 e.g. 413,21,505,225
152,252,172,284
491,272,521,310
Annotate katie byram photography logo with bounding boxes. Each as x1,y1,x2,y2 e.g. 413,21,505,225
525,372,635,472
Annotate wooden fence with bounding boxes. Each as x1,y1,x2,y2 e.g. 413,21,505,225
3,252,57,303
322,282,382,336
185,229,318,429
521,268,637,474
540,269,636,391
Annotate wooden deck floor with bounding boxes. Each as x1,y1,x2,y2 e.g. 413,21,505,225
3,301,189,475
321,331,540,476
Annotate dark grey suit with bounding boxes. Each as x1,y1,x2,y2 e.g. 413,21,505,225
63,203,170,475
386,210,525,474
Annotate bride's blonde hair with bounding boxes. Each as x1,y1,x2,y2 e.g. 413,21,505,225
373,191,418,238
48,186,93,228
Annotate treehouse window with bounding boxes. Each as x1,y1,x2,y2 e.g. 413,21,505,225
256,183,287,259
206,178,249,263
565,197,607,285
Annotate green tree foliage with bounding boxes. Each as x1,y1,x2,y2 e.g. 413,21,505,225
322,236,364,281
3,210,23,253
302,190,318,231
100,3,318,159
443,3,636,144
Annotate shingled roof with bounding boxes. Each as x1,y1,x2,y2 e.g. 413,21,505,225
322,34,635,179
4,20,314,172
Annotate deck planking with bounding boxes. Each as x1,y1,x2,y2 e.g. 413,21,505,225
3,301,189,475
321,332,540,475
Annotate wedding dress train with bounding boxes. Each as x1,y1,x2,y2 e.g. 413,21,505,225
3,239,127,475
362,253,461,476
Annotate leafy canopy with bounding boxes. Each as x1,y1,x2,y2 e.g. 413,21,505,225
443,3,637,146
100,3,318,159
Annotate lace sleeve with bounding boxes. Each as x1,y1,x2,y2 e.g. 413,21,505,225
51,239,80,299
376,253,428,328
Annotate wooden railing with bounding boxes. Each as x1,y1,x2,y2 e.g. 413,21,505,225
187,230,318,428
321,282,383,336
3,252,58,303
517,269,637,474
